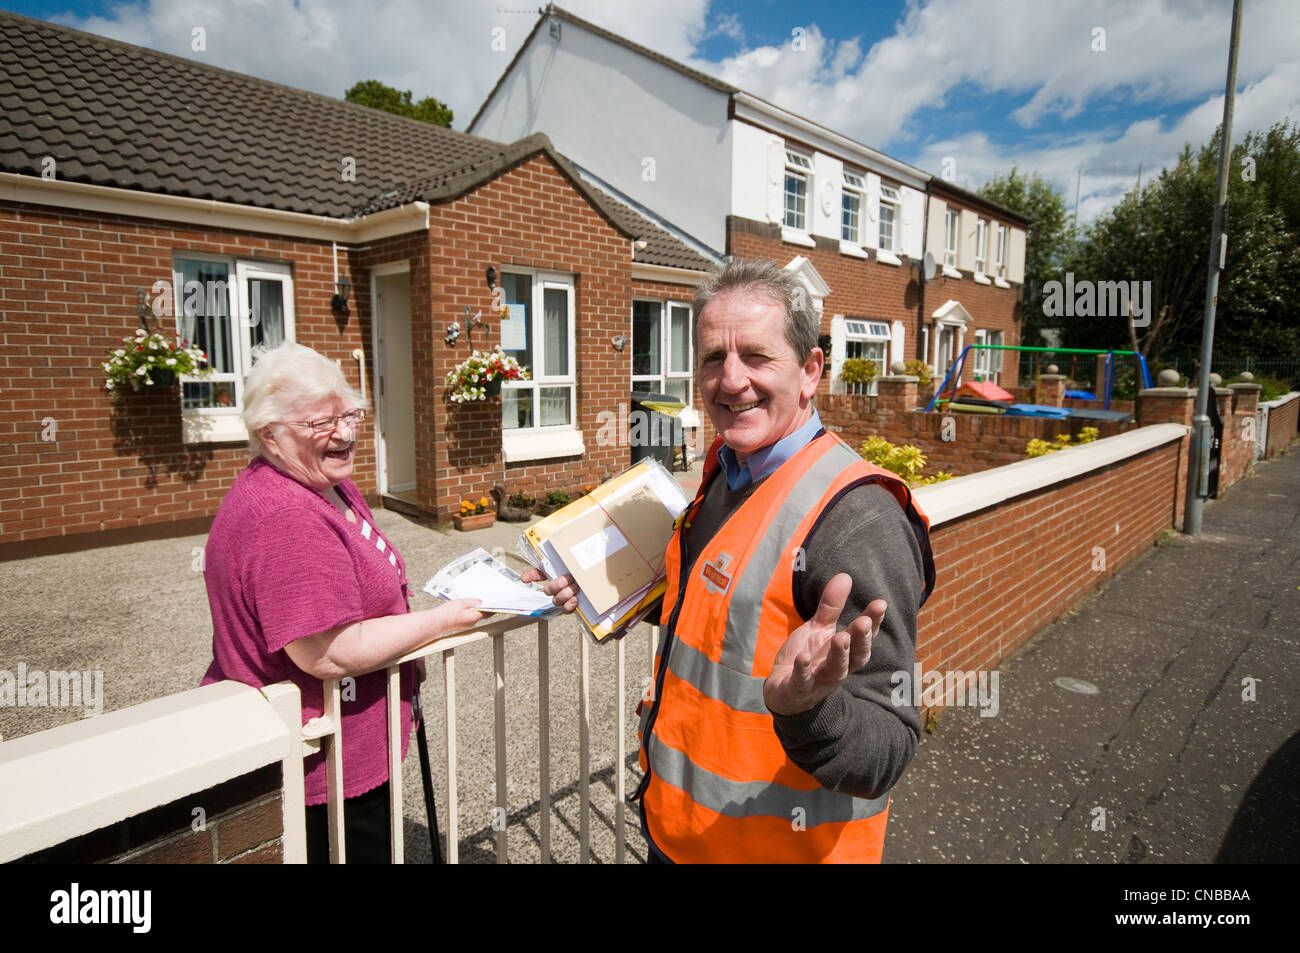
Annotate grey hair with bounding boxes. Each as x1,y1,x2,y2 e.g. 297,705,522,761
242,341,368,457
691,258,820,361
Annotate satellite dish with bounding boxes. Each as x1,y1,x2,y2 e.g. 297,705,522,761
922,251,937,282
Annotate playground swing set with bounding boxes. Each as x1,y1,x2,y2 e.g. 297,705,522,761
924,344,1154,416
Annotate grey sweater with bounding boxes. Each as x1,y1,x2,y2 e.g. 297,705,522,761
671,470,927,801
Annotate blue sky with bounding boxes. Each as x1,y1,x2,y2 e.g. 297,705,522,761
6,0,1296,223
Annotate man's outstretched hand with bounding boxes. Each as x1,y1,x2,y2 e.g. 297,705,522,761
763,573,887,716
520,567,580,613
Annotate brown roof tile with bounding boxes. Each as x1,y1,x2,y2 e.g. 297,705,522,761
0,9,710,273
0,9,512,217
577,175,718,272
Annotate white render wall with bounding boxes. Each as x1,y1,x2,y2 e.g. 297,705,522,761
811,149,843,239
729,120,927,257
927,195,948,262
1008,226,1026,283
900,187,925,260
470,18,1025,280
470,22,733,253
732,120,783,225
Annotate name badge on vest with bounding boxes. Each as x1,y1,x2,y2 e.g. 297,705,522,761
701,552,733,594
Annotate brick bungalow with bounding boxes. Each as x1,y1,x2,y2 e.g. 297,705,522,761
0,11,713,556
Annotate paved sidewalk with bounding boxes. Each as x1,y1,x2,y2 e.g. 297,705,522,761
3,452,1294,863
886,444,1300,863
0,465,703,864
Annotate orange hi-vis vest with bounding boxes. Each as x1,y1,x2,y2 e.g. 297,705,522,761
636,429,936,863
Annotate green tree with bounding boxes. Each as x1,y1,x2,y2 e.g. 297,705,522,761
1059,121,1300,363
344,79,453,127
1061,146,1210,361
1216,122,1300,359
977,166,1074,347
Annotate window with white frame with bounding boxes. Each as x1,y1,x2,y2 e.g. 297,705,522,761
784,150,812,230
842,171,865,243
975,217,988,274
843,319,891,395
174,255,295,418
632,299,693,405
973,329,1005,382
944,208,959,268
878,184,900,252
499,271,576,432
996,224,1008,279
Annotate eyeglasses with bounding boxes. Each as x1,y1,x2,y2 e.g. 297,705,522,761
284,409,366,434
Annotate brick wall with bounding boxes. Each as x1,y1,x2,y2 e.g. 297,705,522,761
823,394,1133,477
421,155,702,518
0,201,366,552
1216,387,1256,495
1264,393,1299,459
1134,384,1263,520
725,216,1021,401
915,438,1183,690
15,763,283,864
1,158,708,546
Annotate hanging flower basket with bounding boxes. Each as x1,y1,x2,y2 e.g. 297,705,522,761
446,347,528,402
103,329,209,394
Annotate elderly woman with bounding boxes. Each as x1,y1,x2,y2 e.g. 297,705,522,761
200,341,481,863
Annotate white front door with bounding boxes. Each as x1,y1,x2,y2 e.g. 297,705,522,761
373,271,414,495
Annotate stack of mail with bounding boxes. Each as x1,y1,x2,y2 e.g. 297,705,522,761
423,547,560,618
520,458,688,641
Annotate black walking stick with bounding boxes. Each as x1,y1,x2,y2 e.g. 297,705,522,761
412,689,445,863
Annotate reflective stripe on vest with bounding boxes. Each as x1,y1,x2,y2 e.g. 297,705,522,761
641,430,933,863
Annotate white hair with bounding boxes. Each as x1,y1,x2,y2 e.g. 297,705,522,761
242,342,368,457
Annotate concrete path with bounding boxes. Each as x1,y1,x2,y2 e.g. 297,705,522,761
886,444,1300,863
0,467,702,864
2,451,1295,863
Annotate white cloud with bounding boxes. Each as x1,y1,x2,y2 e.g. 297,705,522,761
43,0,1299,223
712,11,745,45
913,59,1300,226
688,0,1297,141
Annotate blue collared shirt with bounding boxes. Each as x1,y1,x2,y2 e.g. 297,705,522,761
717,408,824,491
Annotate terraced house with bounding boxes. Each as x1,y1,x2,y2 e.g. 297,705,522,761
0,10,715,554
470,4,1029,398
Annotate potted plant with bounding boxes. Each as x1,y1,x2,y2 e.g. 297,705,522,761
453,496,496,531
903,358,934,388
446,347,529,402
102,329,210,393
495,487,535,522
535,489,571,517
839,357,879,391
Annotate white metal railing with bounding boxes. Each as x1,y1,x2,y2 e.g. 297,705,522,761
313,616,659,863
